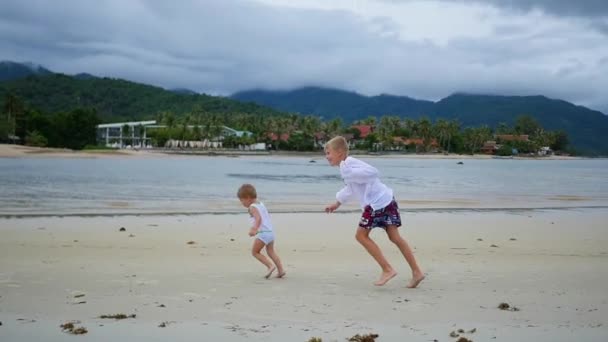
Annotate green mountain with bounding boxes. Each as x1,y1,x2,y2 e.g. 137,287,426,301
232,87,434,122
0,73,283,122
432,94,608,155
231,88,608,155
0,61,52,81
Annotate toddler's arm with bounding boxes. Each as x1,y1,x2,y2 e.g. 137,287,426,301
248,206,262,236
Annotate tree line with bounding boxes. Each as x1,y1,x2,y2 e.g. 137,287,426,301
1,93,569,154
1,94,99,149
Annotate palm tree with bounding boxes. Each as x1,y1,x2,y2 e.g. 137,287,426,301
417,117,432,152
3,93,24,138
301,115,322,148
434,119,450,152
463,126,491,155
446,120,460,154
362,116,377,126
269,116,291,150
325,118,343,138
403,118,418,138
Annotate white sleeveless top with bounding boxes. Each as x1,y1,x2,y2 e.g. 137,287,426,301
249,202,274,233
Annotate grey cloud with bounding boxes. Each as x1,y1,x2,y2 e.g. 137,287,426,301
383,0,608,18
480,0,608,18
1,0,607,113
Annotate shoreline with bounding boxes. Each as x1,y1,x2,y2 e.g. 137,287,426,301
1,205,607,219
0,143,592,160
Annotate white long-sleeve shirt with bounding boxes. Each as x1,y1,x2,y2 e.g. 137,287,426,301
336,156,394,210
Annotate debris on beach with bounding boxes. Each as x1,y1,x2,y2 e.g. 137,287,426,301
158,304,166,308
158,321,175,328
307,338,322,342
17,318,36,323
449,328,476,341
498,302,520,311
490,244,499,248
509,238,517,241
230,238,235,241
348,333,379,342
457,161,464,165
477,238,483,241
187,240,196,245
119,227,126,232
60,321,88,335
129,234,135,237
456,337,472,342
74,294,85,298
99,313,136,320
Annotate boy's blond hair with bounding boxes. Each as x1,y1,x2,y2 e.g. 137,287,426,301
237,183,257,199
325,136,349,153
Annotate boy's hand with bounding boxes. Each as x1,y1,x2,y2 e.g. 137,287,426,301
248,227,258,237
325,201,341,213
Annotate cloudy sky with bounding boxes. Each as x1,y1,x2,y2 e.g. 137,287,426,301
1,0,607,112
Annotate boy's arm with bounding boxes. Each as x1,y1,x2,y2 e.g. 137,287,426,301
336,184,354,205
326,184,353,213
341,159,379,184
248,206,262,236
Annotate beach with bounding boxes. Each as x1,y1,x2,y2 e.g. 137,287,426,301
0,143,582,160
1,209,607,341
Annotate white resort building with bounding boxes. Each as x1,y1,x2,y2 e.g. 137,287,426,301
96,120,254,149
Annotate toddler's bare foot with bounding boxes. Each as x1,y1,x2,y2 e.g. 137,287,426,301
407,272,425,288
276,271,286,278
374,270,397,286
264,266,276,279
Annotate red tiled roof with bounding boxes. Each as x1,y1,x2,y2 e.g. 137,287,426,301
267,133,290,141
352,125,373,138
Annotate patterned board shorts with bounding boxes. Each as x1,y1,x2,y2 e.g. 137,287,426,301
359,199,402,229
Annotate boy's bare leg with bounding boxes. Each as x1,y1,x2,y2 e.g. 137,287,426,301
252,239,275,278
355,226,397,286
386,225,425,288
265,241,286,278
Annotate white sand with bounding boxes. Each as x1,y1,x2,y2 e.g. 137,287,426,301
1,210,607,341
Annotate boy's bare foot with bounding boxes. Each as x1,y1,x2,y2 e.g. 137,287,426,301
374,270,397,286
406,272,425,288
276,271,286,278
264,266,276,279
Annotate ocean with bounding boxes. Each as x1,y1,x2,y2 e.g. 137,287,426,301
1,155,607,216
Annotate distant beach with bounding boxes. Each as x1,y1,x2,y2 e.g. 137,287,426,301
0,143,586,160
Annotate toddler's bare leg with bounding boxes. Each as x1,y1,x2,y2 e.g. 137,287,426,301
386,225,424,288
252,239,275,278
265,242,285,278
355,227,397,286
